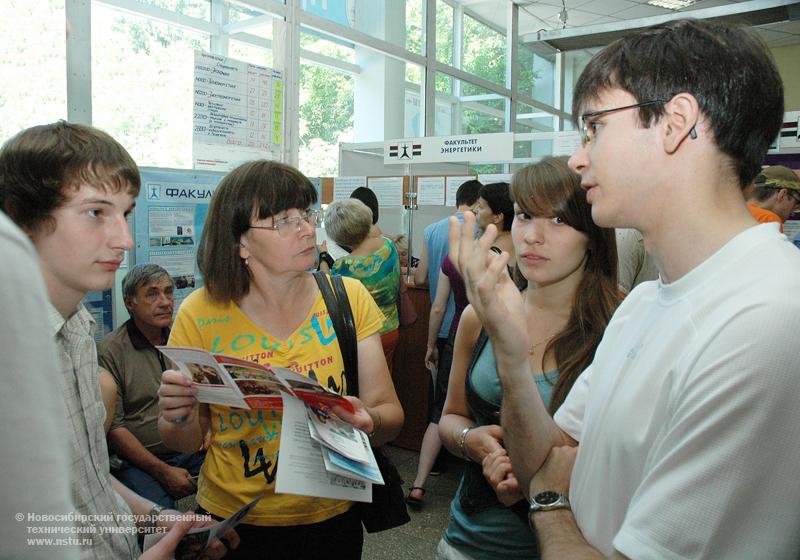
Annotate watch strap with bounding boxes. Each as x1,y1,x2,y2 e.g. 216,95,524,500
528,491,570,529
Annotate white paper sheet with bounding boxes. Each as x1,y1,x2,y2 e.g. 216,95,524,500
367,176,404,207
416,176,445,206
275,395,372,502
333,176,367,201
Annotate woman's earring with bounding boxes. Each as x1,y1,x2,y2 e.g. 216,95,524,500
244,256,250,267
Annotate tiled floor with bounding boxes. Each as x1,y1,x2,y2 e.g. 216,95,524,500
363,446,463,560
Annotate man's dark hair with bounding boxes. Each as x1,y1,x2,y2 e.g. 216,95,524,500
479,182,515,231
198,160,317,303
572,18,783,188
455,179,482,207
0,121,140,234
350,186,379,224
750,186,780,203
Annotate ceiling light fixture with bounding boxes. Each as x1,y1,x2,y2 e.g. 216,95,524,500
647,0,697,9
559,0,568,28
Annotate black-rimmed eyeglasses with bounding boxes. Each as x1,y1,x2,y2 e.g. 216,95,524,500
248,209,321,237
579,99,673,146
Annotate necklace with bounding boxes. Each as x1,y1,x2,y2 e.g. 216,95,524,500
529,335,555,355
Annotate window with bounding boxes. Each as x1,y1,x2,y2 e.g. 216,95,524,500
92,3,208,168
0,0,67,142
301,29,355,63
302,0,423,52
462,14,505,87
563,47,601,116
404,62,424,138
134,0,210,20
435,0,454,67
516,102,556,133
519,43,557,107
229,40,273,67
298,61,354,176
435,73,507,136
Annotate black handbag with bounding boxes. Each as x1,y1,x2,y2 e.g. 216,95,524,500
312,272,411,533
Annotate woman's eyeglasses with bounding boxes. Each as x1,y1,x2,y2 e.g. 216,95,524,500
249,209,321,237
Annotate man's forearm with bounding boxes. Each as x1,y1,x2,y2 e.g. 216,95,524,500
497,355,567,497
533,510,607,560
109,427,168,477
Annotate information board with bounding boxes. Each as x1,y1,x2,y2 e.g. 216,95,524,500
193,51,283,171
134,168,225,312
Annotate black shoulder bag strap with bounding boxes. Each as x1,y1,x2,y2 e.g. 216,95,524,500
312,272,359,397
313,273,410,533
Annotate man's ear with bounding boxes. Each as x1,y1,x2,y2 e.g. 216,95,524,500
662,93,700,153
124,296,134,312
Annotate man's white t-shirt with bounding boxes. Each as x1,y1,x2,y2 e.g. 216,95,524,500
555,224,800,560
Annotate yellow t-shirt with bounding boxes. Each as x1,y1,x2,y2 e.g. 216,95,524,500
169,276,384,526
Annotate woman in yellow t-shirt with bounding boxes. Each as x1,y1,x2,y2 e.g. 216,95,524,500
157,161,404,559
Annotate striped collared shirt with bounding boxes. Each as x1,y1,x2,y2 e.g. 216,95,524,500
48,304,140,559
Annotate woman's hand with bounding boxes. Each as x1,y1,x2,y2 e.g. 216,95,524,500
462,424,505,464
483,449,524,506
424,344,439,371
158,370,199,425
330,396,375,433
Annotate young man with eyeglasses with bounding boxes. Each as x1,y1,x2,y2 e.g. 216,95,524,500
450,18,800,560
746,165,800,231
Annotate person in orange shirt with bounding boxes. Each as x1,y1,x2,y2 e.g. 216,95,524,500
746,165,800,232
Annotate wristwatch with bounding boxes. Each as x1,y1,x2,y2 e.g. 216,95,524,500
528,491,570,528
146,503,166,532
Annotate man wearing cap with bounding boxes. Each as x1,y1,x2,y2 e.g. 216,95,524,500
746,165,800,232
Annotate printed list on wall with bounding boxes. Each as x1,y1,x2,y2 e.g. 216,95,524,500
193,51,284,172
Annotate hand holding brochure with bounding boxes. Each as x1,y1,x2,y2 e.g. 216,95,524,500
157,346,354,413
158,347,379,502
276,395,382,503
142,495,262,559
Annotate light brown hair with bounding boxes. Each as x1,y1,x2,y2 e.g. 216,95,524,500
0,121,140,234
511,157,619,413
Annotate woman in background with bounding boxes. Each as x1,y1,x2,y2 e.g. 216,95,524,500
157,161,403,560
325,198,402,372
472,182,515,257
406,182,516,507
436,158,618,559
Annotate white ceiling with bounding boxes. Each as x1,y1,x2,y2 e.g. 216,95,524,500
452,0,800,48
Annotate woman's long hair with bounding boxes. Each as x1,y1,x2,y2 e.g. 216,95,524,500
511,157,619,414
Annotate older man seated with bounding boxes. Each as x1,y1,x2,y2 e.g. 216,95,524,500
100,263,205,508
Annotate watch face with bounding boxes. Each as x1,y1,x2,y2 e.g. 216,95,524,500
535,491,561,506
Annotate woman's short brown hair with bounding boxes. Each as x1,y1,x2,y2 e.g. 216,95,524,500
198,160,317,303
324,199,373,251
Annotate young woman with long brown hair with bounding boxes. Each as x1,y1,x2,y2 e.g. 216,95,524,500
436,157,618,560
